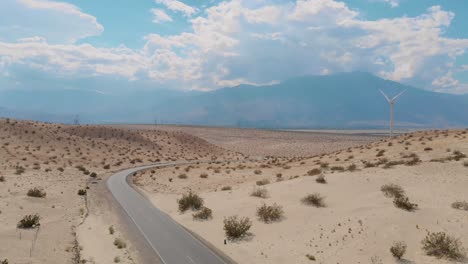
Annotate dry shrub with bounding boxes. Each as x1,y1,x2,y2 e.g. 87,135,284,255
452,201,468,211
113,238,127,249
302,193,326,207
421,232,464,260
347,164,357,171
306,254,316,261
178,191,204,212
307,168,321,176
393,196,418,211
381,184,405,198
17,214,40,229
251,187,268,198
330,166,344,172
315,175,326,184
256,203,283,223
27,188,46,198
256,179,270,186
193,207,213,220
223,216,251,239
0,176,5,182
200,173,208,178
178,173,188,179
254,169,262,175
221,186,232,191
77,189,87,196
390,241,407,259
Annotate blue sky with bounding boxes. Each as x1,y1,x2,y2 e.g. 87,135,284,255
0,0,467,93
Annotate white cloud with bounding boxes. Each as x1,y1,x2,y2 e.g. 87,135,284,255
1,0,468,94
384,0,399,8
151,8,173,23
0,0,103,43
155,0,197,16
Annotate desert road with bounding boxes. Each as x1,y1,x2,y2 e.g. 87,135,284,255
107,163,231,264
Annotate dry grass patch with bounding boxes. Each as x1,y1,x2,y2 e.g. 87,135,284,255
452,201,468,211
256,203,283,223
301,193,326,208
390,241,407,259
251,187,268,198
421,232,465,260
193,207,213,220
17,214,40,229
27,187,46,198
178,191,204,212
223,216,252,239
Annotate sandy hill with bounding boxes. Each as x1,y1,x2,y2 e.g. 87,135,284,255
0,118,240,264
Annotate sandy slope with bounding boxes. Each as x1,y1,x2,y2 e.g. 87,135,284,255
0,119,238,264
137,129,468,263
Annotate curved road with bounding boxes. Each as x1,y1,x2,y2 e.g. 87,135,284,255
107,163,229,264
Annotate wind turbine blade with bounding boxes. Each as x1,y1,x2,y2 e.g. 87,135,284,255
392,89,407,101
379,89,391,102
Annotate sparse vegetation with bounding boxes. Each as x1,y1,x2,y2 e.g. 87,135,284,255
221,186,232,191
256,179,270,186
452,201,468,211
305,254,316,261
390,241,407,259
381,184,405,198
27,187,46,198
393,196,418,211
178,191,204,212
256,203,283,223
192,206,213,220
315,175,326,184
251,187,268,198
113,238,127,249
17,214,40,229
421,232,464,260
223,216,252,239
301,193,326,207
307,168,321,176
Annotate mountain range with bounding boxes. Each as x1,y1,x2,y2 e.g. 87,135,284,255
1,72,467,129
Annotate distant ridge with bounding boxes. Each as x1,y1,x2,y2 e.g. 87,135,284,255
1,72,468,128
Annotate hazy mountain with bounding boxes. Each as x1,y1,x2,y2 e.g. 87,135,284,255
1,72,468,128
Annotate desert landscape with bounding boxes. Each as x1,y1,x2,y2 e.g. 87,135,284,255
1,118,467,264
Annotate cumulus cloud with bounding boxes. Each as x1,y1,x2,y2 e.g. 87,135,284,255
1,0,468,93
151,8,173,23
155,0,197,16
0,0,103,43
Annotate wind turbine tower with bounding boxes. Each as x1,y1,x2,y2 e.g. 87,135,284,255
379,89,406,136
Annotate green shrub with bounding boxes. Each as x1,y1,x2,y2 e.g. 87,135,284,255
192,207,213,220
251,187,268,198
452,201,468,211
421,232,464,260
302,193,326,208
17,214,40,229
393,196,418,211
390,241,407,259
178,191,203,212
223,216,252,239
27,188,46,198
381,184,405,198
256,203,283,223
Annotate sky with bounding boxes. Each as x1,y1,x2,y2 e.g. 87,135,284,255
0,0,467,94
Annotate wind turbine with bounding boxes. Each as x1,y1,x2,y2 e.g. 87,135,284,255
379,89,406,136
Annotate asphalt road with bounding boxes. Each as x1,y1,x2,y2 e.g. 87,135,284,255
107,163,229,264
